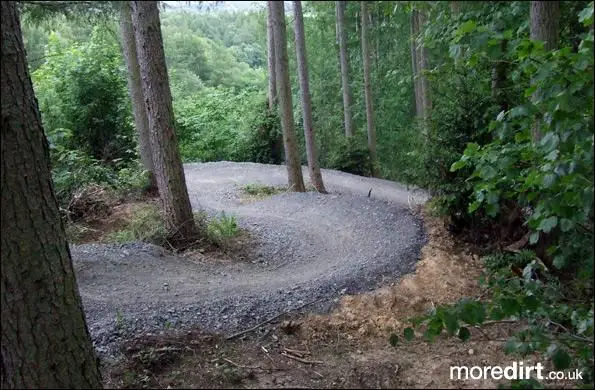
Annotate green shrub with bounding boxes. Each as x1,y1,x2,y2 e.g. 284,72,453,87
327,135,374,177
242,183,285,197
206,212,240,245
105,205,167,245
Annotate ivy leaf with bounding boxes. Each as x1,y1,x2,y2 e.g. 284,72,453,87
457,326,471,341
560,218,574,232
578,4,594,26
501,298,521,316
403,327,415,341
538,216,558,233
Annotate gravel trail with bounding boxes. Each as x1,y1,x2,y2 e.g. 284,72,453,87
71,162,428,357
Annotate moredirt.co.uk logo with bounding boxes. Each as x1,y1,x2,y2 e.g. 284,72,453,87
450,361,583,381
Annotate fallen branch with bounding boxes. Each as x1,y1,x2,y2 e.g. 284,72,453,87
283,347,311,358
225,298,323,340
281,351,324,365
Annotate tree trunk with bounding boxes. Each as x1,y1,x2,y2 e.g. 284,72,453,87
410,10,422,119
336,1,355,137
417,10,432,128
530,1,560,51
360,1,378,176
130,1,199,241
266,3,277,110
270,0,306,192
491,39,509,112
1,2,102,388
119,2,156,191
293,0,327,193
530,1,560,141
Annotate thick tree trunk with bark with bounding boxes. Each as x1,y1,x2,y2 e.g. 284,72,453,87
530,1,560,141
119,2,156,190
360,1,378,176
269,1,306,192
1,2,102,388
267,4,277,110
336,1,355,137
130,1,200,240
293,0,327,193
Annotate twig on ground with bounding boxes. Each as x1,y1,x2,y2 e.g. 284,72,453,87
283,347,311,357
225,298,323,340
281,351,324,365
222,357,261,370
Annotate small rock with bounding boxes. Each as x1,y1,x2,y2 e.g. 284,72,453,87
468,349,474,355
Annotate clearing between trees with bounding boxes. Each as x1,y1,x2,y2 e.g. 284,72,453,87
73,162,427,357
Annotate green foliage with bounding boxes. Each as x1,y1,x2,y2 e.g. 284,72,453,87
33,27,134,163
206,212,240,246
105,204,168,245
328,135,375,177
242,183,285,197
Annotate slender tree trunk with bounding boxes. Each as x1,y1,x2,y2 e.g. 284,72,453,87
336,1,355,137
266,4,277,110
130,1,200,241
1,2,102,388
293,0,327,193
270,0,306,192
119,2,156,191
530,1,560,141
360,1,378,176
491,39,509,112
410,10,422,119
417,10,432,128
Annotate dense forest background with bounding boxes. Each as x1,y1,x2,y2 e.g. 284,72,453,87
17,1,594,384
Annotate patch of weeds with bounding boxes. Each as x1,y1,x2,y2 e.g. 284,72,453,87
242,183,286,197
105,204,167,245
207,212,240,246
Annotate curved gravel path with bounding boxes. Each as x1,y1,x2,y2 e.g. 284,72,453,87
71,162,428,357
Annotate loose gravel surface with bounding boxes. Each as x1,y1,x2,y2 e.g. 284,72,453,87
71,162,429,358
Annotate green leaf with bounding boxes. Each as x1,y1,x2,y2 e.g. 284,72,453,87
389,333,399,347
403,327,415,341
529,232,540,245
444,312,459,335
458,20,477,35
501,298,521,316
450,159,467,172
457,326,471,341
538,216,558,233
551,347,571,370
560,218,574,232
522,295,539,311
578,4,594,26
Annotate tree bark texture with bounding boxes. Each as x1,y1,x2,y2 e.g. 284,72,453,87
530,1,560,141
360,1,378,175
336,1,355,137
293,0,327,193
491,39,509,112
1,2,102,388
119,1,156,190
130,0,199,240
269,0,306,192
266,3,277,110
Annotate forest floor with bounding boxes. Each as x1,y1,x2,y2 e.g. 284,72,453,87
69,162,563,388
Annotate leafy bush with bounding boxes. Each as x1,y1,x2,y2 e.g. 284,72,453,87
33,28,134,163
327,135,374,177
